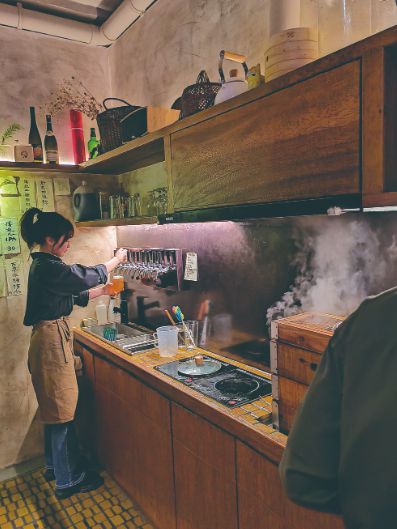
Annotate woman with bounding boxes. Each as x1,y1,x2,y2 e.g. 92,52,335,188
20,207,127,500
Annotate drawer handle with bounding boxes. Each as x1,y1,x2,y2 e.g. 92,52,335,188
298,358,318,372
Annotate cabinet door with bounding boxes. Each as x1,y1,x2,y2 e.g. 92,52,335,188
172,404,238,529
95,356,176,529
237,441,285,529
171,61,360,211
237,441,344,529
74,342,96,452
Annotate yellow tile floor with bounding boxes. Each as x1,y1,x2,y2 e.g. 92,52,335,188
0,468,155,529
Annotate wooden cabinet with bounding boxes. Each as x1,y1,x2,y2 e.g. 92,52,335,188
171,61,360,212
236,441,344,529
94,356,176,529
172,403,238,529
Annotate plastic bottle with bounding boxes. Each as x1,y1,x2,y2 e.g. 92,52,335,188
95,300,107,325
108,297,115,324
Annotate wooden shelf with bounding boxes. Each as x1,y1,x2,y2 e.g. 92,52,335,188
0,162,81,173
76,216,158,227
81,134,165,175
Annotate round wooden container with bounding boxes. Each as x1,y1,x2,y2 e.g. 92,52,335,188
268,27,317,49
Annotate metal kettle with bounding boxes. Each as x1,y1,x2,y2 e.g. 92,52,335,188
214,50,249,105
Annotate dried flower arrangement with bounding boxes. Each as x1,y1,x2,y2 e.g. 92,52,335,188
43,77,103,119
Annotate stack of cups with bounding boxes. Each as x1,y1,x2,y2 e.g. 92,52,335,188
265,27,318,83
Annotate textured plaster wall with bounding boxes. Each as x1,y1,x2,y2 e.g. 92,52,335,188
0,25,110,164
109,0,397,108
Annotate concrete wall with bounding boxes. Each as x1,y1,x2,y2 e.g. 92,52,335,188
0,25,110,164
109,0,397,108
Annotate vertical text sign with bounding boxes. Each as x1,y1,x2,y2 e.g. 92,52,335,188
0,218,21,255
19,177,37,213
5,257,23,296
37,179,55,211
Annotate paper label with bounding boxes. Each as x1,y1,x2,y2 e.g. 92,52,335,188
0,258,6,297
0,218,21,255
184,252,198,281
36,178,55,211
54,177,71,196
19,177,37,213
5,256,23,296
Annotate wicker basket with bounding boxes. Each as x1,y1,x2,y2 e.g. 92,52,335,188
97,98,140,153
180,71,221,119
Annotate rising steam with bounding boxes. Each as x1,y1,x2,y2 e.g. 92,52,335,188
266,216,397,324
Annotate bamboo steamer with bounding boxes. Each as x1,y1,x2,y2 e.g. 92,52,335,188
268,27,317,49
267,39,319,55
266,57,315,76
266,64,311,82
265,49,317,69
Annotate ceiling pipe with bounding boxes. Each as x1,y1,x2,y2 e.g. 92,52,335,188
0,0,156,46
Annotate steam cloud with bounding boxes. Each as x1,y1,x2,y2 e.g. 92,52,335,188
266,216,397,324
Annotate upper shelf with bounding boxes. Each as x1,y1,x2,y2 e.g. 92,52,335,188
0,161,80,173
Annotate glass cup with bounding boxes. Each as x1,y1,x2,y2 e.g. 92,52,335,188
155,325,179,357
182,320,199,351
212,313,232,342
110,275,124,295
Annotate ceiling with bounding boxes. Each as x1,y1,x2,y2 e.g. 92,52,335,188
2,0,124,25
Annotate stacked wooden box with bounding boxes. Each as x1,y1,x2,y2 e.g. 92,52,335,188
270,312,345,434
265,27,319,82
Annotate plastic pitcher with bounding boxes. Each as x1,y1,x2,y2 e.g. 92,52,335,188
155,326,179,357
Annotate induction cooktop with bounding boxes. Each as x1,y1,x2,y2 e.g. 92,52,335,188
155,355,272,408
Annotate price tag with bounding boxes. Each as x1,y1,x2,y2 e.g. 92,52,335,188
19,177,37,213
0,218,21,255
5,256,23,296
54,177,71,196
184,252,198,282
36,178,55,211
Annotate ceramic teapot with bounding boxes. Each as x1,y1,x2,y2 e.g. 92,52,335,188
214,50,249,105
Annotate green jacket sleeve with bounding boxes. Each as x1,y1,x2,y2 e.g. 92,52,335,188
278,321,347,514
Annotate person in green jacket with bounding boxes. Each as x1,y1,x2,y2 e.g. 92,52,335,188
279,287,397,529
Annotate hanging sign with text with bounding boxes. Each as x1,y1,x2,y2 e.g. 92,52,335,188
0,218,21,255
19,177,37,213
5,256,23,296
36,178,55,211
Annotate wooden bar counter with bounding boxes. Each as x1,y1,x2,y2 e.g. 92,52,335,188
74,328,344,529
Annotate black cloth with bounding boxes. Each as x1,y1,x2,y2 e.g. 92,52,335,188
24,252,108,326
279,286,397,529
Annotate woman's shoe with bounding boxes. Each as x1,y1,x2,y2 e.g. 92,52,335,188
55,471,104,500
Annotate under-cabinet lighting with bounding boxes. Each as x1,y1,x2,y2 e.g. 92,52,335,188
363,206,397,213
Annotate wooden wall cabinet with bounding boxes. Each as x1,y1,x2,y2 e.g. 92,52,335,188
170,61,360,212
172,403,238,529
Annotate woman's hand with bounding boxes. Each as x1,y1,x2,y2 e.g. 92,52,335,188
115,248,128,263
103,283,116,296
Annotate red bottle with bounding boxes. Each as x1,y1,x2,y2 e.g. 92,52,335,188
69,109,86,163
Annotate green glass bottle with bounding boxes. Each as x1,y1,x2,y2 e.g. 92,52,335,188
88,128,99,159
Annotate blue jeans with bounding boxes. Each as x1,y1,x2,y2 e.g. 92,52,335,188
44,421,86,489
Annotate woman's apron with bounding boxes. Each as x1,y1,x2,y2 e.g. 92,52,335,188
28,317,82,424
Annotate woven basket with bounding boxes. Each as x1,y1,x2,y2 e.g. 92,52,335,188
180,71,221,119
97,98,140,153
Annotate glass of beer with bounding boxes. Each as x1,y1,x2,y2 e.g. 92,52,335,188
111,275,124,295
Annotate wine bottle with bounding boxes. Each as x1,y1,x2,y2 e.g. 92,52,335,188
44,115,59,164
28,107,43,162
88,128,99,159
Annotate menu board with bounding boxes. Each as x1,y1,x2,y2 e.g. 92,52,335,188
5,256,23,296
36,178,55,211
19,177,37,213
0,218,21,255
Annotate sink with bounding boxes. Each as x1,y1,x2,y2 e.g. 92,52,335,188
83,322,156,355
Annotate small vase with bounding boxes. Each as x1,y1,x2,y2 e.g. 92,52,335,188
69,109,86,164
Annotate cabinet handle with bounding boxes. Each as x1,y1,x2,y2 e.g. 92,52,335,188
298,357,318,372
310,362,318,372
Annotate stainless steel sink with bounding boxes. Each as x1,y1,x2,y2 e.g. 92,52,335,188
83,322,156,355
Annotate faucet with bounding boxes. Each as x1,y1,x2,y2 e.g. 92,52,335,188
137,296,160,326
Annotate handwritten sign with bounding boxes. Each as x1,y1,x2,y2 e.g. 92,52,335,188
19,177,36,213
0,218,21,255
0,258,6,297
0,175,18,196
54,177,71,196
36,178,55,211
5,256,23,296
184,252,198,281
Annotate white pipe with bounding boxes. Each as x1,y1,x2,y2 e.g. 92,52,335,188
269,0,301,36
0,0,155,46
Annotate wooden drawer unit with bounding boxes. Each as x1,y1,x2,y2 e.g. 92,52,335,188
270,312,344,434
171,61,360,212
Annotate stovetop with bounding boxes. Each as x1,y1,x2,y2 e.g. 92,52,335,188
155,355,272,408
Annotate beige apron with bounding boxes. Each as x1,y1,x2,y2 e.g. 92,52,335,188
28,317,82,424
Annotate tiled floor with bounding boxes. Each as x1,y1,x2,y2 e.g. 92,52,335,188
0,468,155,529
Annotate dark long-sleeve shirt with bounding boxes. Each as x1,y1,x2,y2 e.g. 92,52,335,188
23,252,108,326
279,286,397,529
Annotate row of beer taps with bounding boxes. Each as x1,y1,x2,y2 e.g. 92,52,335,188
115,248,179,281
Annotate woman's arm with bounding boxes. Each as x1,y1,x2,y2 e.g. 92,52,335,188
104,248,128,274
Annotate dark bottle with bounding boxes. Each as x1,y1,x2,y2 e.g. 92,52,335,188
44,115,59,164
28,107,43,162
88,128,99,159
